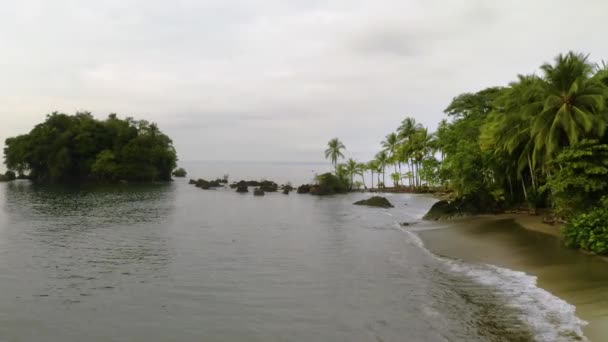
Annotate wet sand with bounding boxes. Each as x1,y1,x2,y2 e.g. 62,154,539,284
417,216,608,341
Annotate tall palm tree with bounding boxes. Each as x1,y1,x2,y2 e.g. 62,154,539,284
357,162,367,189
481,74,544,194
366,160,378,189
381,132,400,177
531,52,607,163
324,138,346,172
345,158,358,190
397,117,422,141
410,128,433,188
375,151,389,188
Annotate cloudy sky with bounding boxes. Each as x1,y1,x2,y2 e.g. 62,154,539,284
2,0,608,163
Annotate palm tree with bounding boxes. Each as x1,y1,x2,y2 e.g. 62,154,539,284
366,160,378,189
531,52,607,163
381,132,400,180
356,162,367,189
375,151,389,188
481,74,544,196
345,158,358,190
397,117,422,141
324,138,346,172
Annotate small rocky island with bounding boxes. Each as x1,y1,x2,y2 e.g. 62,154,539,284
353,196,394,208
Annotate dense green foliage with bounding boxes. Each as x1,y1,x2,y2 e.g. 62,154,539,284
172,168,187,177
312,172,349,195
436,52,608,215
563,197,608,254
325,51,608,252
0,171,16,182
4,112,177,182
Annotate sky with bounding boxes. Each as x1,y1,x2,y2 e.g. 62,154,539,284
2,0,608,164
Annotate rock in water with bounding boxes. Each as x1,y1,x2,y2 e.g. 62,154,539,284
253,188,265,196
353,196,394,208
422,200,459,220
235,181,249,193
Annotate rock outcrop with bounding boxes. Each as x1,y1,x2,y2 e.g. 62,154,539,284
353,196,394,208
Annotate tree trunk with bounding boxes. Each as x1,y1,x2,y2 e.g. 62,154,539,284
527,153,536,191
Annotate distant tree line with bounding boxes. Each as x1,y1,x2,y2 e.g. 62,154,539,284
3,112,177,182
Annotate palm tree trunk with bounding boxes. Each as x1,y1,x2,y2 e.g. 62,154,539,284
527,154,536,190
371,171,374,190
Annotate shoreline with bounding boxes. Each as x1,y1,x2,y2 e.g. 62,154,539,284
416,214,608,341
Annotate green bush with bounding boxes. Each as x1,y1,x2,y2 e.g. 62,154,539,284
172,168,187,177
563,197,608,254
314,173,348,195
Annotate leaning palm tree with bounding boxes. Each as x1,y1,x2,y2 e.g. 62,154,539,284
345,158,358,190
375,151,389,188
324,138,346,172
356,162,367,189
531,52,607,163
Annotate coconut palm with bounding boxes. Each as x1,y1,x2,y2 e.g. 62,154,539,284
381,132,400,178
324,138,346,172
356,162,367,189
345,158,358,190
531,52,607,162
375,151,389,188
366,160,379,189
397,117,422,141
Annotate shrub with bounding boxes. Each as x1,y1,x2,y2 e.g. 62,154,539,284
313,173,348,195
4,171,16,181
172,168,187,177
563,197,608,254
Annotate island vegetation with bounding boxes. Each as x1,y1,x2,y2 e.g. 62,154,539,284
172,168,187,178
325,51,608,254
3,112,177,182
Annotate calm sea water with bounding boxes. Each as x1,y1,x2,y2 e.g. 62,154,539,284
0,170,587,341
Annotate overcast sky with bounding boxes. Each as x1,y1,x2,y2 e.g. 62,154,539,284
2,0,608,163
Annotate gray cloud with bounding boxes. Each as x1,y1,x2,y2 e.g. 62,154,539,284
1,0,608,165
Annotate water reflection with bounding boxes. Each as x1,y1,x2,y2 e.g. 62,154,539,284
0,181,176,302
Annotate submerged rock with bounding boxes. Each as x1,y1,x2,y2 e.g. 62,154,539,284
353,196,394,208
253,188,265,196
282,188,291,195
188,179,197,185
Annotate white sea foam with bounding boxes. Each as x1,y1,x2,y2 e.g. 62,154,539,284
402,229,588,342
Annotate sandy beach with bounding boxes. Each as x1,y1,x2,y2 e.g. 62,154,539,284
417,214,608,341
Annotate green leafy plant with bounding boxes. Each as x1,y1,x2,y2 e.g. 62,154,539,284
563,197,608,254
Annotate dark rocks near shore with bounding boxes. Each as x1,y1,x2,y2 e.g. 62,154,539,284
424,200,460,220
192,178,223,190
253,188,265,196
297,184,311,194
235,181,249,193
259,180,278,192
423,196,503,220
353,196,394,208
